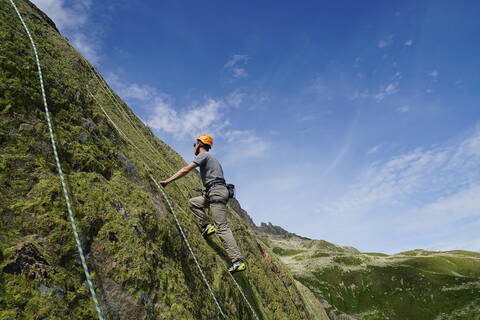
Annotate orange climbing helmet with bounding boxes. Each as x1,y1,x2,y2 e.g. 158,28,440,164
196,134,213,147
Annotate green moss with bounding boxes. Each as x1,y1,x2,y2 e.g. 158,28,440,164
332,255,366,266
272,247,306,256
309,251,332,258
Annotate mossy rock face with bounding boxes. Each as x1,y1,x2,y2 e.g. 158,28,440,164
0,1,312,319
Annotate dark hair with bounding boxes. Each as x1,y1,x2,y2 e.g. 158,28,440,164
197,140,211,151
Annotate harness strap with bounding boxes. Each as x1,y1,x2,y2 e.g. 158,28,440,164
209,199,228,205
205,178,226,190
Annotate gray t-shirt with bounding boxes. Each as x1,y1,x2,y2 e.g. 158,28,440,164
193,152,225,188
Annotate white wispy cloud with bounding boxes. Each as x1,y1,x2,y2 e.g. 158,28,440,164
224,54,249,79
397,185,480,233
147,98,229,139
222,130,269,165
430,69,439,81
31,0,90,29
350,90,369,100
398,105,409,113
374,83,398,101
31,0,101,64
71,33,101,65
106,72,228,139
319,125,480,235
378,35,394,48
426,224,480,252
404,40,413,46
106,72,158,102
225,88,270,111
226,89,246,108
366,144,381,155
309,76,334,100
104,72,270,157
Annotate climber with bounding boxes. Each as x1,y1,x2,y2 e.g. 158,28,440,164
159,134,246,274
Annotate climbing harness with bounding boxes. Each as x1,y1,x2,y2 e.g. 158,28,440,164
8,1,105,319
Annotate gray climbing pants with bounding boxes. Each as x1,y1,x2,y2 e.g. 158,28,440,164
188,186,244,263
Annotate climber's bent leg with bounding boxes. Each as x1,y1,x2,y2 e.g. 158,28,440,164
208,188,244,263
189,195,210,228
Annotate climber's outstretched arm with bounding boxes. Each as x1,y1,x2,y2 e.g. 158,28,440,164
160,162,198,187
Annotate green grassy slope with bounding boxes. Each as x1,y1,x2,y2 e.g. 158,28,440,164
260,233,480,320
0,1,311,319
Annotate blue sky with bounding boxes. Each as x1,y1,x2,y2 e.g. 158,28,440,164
31,0,480,254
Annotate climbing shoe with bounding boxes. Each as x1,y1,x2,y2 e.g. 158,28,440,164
228,261,246,274
202,224,216,237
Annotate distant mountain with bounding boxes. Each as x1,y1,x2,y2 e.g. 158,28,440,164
231,198,480,319
257,224,480,319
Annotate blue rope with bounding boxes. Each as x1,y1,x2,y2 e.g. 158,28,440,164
8,1,105,318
